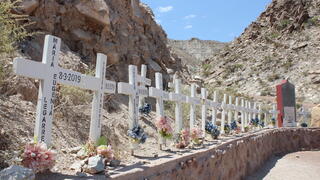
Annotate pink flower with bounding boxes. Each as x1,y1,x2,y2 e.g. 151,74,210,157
22,142,56,173
155,116,173,136
96,145,114,161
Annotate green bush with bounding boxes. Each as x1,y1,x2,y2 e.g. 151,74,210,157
0,0,31,54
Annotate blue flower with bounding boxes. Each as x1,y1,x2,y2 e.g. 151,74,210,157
127,125,148,144
139,103,152,115
205,121,220,139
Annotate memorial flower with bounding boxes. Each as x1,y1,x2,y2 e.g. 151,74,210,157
96,145,114,161
205,121,220,139
250,118,259,127
139,103,152,115
175,128,190,149
230,121,237,130
21,141,56,173
271,118,276,126
224,124,231,134
190,128,203,145
155,116,173,139
127,125,147,144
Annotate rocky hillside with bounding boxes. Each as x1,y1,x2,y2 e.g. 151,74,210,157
203,0,320,104
168,38,227,74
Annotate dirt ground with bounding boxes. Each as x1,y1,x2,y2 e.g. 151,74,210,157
247,151,320,180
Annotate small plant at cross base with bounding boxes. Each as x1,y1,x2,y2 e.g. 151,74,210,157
224,124,231,134
21,141,56,173
190,128,203,145
155,116,173,139
205,121,220,139
81,136,114,159
175,128,190,149
244,126,249,132
127,125,147,144
139,103,151,115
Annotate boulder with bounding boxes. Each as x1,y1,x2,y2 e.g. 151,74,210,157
76,0,110,27
83,155,105,174
311,104,320,127
0,165,35,180
20,0,39,14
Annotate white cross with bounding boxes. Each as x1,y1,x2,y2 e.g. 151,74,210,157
168,78,187,134
258,104,263,127
227,96,233,125
210,91,219,126
269,104,279,128
118,65,150,129
149,72,169,117
220,94,227,134
253,102,257,120
245,100,249,126
248,101,252,123
187,84,201,129
201,88,210,137
13,35,116,145
138,65,149,108
241,99,245,132
233,97,239,125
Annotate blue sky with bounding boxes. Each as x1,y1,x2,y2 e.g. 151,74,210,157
140,0,272,42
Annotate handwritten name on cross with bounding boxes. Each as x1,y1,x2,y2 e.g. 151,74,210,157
187,84,201,129
169,78,187,134
118,65,150,129
13,35,116,145
201,88,210,137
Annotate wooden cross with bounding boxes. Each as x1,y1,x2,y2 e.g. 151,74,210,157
138,65,148,108
240,99,245,132
169,78,187,134
211,91,218,125
118,65,150,129
220,94,227,134
186,84,201,129
227,96,233,125
201,88,210,137
234,97,239,125
13,35,116,145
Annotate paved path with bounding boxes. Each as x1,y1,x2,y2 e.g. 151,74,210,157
247,151,320,180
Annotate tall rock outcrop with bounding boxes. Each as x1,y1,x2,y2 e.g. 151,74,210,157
18,0,181,82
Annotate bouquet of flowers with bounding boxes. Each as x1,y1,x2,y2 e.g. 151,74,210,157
127,125,147,144
230,121,237,130
224,124,231,134
155,116,173,139
271,118,276,126
190,128,203,145
22,141,56,173
175,129,190,149
96,145,114,161
301,122,308,127
259,121,265,128
139,103,151,115
205,121,220,139
250,118,259,127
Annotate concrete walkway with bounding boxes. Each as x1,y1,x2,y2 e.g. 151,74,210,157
247,151,320,180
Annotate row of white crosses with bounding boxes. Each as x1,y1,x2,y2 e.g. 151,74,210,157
13,34,280,150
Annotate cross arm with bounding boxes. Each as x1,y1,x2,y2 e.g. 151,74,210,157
13,58,47,80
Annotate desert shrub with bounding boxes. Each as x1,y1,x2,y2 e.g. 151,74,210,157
267,73,280,82
59,85,92,105
0,0,31,54
202,63,212,77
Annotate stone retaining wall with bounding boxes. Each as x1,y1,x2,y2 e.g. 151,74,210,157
111,128,320,180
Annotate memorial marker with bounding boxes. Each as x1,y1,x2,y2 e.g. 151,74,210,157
221,94,227,134
169,78,187,134
227,96,233,125
241,99,245,132
13,35,117,145
187,84,201,129
201,88,210,137
138,65,149,108
118,65,150,129
211,91,218,125
234,97,239,125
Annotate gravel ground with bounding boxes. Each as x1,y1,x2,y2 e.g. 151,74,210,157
247,151,320,180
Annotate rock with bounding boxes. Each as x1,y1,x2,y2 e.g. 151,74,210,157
70,161,83,171
311,104,320,127
109,159,121,167
107,52,120,65
20,0,39,14
76,0,111,27
76,148,87,159
72,29,93,42
69,146,82,154
146,59,162,72
75,172,87,177
83,155,105,174
0,165,35,180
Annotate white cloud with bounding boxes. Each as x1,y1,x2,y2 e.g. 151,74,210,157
155,19,162,24
158,6,173,13
184,25,193,29
184,14,197,19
